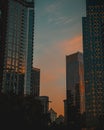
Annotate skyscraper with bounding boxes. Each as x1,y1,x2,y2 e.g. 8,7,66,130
31,67,40,97
82,0,104,127
66,52,85,126
35,96,49,114
0,0,34,95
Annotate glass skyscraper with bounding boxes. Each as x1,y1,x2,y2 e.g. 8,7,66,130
66,52,85,125
0,0,34,95
82,0,104,127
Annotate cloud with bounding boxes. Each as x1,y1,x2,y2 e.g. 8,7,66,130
44,1,73,25
48,16,73,25
40,51,65,85
45,1,62,13
59,34,83,55
46,4,58,13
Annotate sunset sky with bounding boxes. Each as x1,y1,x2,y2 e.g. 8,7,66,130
33,0,86,116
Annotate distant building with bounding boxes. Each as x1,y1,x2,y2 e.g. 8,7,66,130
48,108,57,123
66,52,85,125
55,115,64,124
36,96,49,114
82,0,104,127
0,0,34,95
31,67,40,97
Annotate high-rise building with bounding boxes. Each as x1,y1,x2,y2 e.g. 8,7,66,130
66,52,85,125
82,0,104,127
35,96,49,114
0,0,34,95
31,67,40,97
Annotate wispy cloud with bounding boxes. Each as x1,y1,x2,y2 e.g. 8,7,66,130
46,4,58,13
44,1,73,25
59,34,83,55
48,16,72,25
45,1,62,13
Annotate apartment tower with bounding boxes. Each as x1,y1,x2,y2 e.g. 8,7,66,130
0,0,34,95
82,0,104,127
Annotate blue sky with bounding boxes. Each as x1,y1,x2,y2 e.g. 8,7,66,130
33,0,86,116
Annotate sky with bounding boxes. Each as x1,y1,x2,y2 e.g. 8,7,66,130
33,0,86,116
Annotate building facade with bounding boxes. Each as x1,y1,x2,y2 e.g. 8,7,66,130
82,0,104,127
63,99,67,124
48,108,57,123
0,0,34,95
66,52,85,125
35,96,49,114
31,67,40,97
